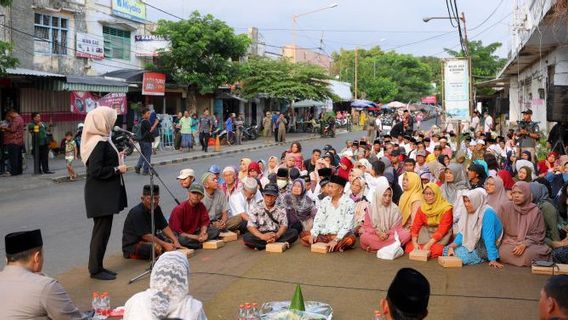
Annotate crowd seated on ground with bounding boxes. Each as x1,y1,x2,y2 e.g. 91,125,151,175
116,117,568,268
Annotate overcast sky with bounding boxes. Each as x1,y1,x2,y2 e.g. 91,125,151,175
145,0,514,58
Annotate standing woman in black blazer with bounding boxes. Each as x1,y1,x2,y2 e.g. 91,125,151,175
81,106,127,280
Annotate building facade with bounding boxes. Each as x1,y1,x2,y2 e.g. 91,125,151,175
498,0,568,131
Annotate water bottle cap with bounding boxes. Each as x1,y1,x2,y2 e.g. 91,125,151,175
239,304,244,308
245,304,251,309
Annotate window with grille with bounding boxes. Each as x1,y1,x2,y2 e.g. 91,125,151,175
103,26,131,60
34,13,67,55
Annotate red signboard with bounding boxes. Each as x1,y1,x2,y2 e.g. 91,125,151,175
70,91,127,115
142,72,166,96
421,96,437,104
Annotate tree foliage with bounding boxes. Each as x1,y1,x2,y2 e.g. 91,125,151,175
238,57,334,102
445,40,507,96
152,11,250,95
331,47,434,103
0,41,18,75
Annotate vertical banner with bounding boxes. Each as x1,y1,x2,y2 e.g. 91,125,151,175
142,72,166,96
443,58,470,120
71,92,127,115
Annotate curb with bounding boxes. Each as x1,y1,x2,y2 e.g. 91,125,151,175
50,133,337,183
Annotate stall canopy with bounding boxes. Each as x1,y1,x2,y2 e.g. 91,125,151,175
328,80,352,101
350,99,376,108
292,99,326,108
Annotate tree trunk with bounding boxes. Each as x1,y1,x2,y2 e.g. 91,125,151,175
187,86,197,114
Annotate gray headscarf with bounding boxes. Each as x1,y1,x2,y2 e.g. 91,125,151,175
441,163,469,203
529,182,554,207
149,251,190,319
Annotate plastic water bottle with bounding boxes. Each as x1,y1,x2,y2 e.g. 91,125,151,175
101,292,111,317
251,303,259,319
91,292,104,320
238,304,246,320
244,303,252,319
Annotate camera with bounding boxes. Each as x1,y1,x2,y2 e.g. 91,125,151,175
112,131,134,156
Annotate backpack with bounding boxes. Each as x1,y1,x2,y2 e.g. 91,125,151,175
133,123,143,141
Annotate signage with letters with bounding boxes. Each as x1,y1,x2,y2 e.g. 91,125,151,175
111,0,146,23
142,72,166,96
76,33,104,60
443,58,470,120
71,92,127,115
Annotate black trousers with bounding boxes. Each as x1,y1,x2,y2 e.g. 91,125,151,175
6,144,23,175
36,144,50,173
199,132,210,151
274,129,279,142
242,229,299,250
177,227,221,249
89,215,114,275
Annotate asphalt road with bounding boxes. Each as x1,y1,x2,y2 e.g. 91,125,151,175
0,131,367,276
0,116,438,277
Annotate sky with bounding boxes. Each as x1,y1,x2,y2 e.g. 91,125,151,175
145,0,514,58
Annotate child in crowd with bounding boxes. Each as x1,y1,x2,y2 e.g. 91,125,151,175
64,131,77,181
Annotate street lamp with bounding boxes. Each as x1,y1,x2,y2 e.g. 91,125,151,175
423,12,469,55
291,3,338,60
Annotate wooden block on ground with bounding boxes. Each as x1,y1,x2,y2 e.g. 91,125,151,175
202,240,225,250
409,249,429,262
438,256,463,268
266,242,287,253
219,231,238,242
532,264,568,275
311,242,328,254
177,248,195,259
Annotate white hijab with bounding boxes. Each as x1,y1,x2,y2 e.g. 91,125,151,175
124,251,207,320
370,183,403,233
80,106,118,165
458,189,489,252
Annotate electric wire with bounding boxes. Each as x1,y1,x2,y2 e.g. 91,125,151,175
469,0,505,31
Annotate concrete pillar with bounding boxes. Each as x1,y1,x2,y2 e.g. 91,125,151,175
509,76,521,123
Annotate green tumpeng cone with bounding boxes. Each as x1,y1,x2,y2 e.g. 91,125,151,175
289,284,305,311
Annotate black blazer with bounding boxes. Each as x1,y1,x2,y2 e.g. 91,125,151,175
84,141,127,218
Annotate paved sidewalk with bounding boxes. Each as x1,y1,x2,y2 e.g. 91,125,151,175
0,131,344,193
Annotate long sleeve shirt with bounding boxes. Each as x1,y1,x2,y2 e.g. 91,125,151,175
453,208,503,262
311,195,355,240
411,208,453,242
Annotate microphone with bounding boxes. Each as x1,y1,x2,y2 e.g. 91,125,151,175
113,126,134,135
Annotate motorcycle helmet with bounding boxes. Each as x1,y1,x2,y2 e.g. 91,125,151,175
77,123,84,129
323,144,332,152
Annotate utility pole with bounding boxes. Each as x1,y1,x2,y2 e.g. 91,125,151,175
354,48,358,99
461,12,469,56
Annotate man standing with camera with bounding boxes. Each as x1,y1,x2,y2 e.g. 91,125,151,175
517,109,539,161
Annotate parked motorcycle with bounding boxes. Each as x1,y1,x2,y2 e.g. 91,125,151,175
242,124,258,141
321,120,336,138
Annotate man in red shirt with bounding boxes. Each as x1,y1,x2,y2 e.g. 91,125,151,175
169,184,220,249
1,110,24,176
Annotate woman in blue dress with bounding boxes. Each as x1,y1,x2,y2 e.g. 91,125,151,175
443,188,504,268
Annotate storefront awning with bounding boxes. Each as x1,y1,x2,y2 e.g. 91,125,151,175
292,99,326,108
34,76,130,93
217,92,248,102
6,67,65,78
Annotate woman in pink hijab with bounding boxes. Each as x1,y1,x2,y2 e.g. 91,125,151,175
497,181,551,267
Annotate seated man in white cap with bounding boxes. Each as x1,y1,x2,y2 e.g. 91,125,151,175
379,268,430,320
169,184,221,249
243,183,299,250
122,185,181,260
0,229,86,319
176,168,195,189
300,175,356,252
201,172,229,231
228,177,262,234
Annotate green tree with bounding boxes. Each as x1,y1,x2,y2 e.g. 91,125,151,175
445,40,507,96
152,11,250,109
331,48,434,103
0,0,18,74
238,57,334,107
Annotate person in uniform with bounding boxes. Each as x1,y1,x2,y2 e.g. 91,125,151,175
0,229,86,319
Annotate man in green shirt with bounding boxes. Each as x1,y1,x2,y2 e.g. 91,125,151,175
27,112,53,174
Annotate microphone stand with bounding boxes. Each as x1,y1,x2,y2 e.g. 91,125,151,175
128,136,180,284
